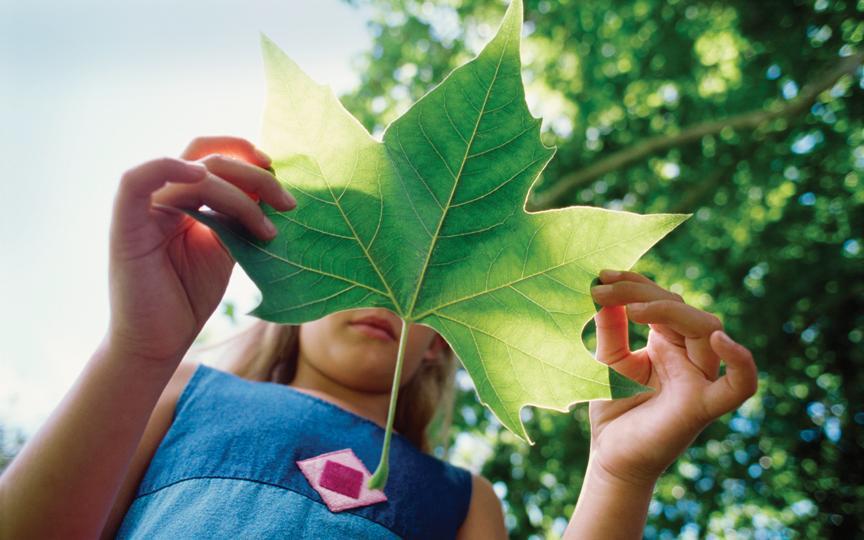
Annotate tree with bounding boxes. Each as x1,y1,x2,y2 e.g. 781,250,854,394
0,424,27,474
342,0,864,537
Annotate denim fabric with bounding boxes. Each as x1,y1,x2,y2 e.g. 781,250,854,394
115,364,473,539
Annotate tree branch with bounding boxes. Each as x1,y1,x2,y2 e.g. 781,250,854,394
528,52,863,211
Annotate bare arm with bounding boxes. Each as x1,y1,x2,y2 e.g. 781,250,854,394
0,340,181,538
0,135,292,539
456,474,508,539
564,457,654,539
98,359,200,539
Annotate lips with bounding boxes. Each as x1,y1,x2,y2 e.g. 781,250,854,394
349,315,399,341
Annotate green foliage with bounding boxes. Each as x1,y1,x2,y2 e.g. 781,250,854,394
0,424,26,474
342,0,864,537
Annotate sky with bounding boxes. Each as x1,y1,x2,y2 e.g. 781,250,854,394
0,0,374,437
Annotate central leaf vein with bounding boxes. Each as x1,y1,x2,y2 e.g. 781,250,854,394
404,30,513,318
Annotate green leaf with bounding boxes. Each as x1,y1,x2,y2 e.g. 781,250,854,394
188,0,687,445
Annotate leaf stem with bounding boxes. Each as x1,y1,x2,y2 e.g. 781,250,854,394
367,317,410,490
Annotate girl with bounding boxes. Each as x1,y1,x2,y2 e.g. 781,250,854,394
0,135,758,539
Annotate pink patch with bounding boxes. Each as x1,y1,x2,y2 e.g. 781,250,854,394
296,448,387,512
320,460,364,499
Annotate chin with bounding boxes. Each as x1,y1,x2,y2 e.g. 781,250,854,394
327,351,397,390
331,370,395,394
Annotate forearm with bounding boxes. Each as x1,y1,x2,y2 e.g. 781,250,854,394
563,455,655,540
0,337,182,539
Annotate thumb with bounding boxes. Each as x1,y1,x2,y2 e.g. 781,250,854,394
701,330,758,419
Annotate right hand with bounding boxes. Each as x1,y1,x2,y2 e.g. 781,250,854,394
587,270,758,488
105,136,296,363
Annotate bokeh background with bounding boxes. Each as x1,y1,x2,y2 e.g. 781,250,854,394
2,0,862,538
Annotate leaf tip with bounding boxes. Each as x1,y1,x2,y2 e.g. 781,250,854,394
512,406,535,445
259,32,279,54
482,0,524,58
673,212,693,224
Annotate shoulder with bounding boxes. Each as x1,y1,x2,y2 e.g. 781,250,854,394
456,474,507,539
167,359,202,395
158,360,202,416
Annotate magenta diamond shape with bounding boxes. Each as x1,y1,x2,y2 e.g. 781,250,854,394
296,448,387,512
319,460,363,499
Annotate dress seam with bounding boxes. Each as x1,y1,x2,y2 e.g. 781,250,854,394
198,364,416,446
133,474,405,538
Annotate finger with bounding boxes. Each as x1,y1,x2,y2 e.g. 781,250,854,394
152,172,278,240
114,158,208,233
593,306,652,384
628,301,722,379
701,331,758,419
647,322,686,347
181,135,271,168
599,269,660,287
594,305,630,363
626,301,722,339
645,331,693,383
199,154,295,211
591,280,683,308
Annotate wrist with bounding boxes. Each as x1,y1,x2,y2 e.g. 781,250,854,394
585,454,658,494
565,454,657,539
98,331,188,368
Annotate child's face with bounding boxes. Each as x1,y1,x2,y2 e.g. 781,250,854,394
297,308,448,393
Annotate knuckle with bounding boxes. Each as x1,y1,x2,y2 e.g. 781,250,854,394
654,299,676,316
119,167,136,186
747,377,759,396
201,153,225,166
740,346,756,367
695,398,716,425
614,281,636,295
155,156,178,169
623,270,647,282
237,191,262,214
708,315,723,331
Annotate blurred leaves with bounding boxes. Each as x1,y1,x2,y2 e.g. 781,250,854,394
0,425,26,474
342,0,864,537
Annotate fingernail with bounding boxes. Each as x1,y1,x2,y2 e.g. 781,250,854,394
629,302,647,310
599,269,620,281
263,219,277,236
254,148,272,165
187,162,208,177
591,285,612,295
281,190,296,208
715,330,734,345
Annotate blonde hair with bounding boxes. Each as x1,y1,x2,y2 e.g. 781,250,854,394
201,319,458,453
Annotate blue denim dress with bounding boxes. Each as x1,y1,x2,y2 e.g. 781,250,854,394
116,363,473,539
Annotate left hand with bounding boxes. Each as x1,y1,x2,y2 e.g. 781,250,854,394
587,269,758,488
